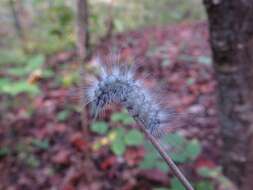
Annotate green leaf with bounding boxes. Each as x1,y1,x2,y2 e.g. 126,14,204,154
155,161,169,173
7,67,28,77
146,150,160,160
139,152,158,169
1,81,39,96
140,142,169,171
162,133,186,146
114,128,125,138
0,79,11,91
122,117,135,125
26,54,45,72
111,112,135,125
125,129,144,146
57,110,70,121
31,139,49,150
195,181,214,190
139,157,156,169
197,167,222,178
170,151,188,163
110,139,126,156
5,54,46,77
185,139,201,160
111,112,125,122
143,141,160,159
170,177,186,190
110,129,126,156
91,121,108,135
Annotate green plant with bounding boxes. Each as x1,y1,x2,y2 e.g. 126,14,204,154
197,166,222,178
110,128,126,156
91,121,109,135
163,133,201,163
110,128,144,156
0,53,52,97
139,141,169,173
91,111,143,156
195,181,214,190
92,126,144,156
0,81,38,96
0,49,27,66
170,177,186,190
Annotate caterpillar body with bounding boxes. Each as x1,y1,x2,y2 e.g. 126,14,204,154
84,57,172,138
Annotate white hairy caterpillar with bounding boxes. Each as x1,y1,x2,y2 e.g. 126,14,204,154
83,56,174,138
82,55,194,190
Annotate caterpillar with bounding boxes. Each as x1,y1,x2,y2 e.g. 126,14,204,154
82,56,194,190
83,56,173,138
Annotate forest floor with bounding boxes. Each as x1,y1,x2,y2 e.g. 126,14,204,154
0,21,221,190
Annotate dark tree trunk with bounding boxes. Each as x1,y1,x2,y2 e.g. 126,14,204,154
203,1,253,189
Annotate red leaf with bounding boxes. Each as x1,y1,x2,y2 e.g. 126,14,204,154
194,157,217,169
124,147,145,166
70,133,88,152
100,156,117,170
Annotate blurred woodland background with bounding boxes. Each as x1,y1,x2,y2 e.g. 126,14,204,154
1,0,253,190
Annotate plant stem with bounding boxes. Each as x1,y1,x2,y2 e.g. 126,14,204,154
139,125,194,190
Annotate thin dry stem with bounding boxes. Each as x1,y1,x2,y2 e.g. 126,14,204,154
139,124,194,190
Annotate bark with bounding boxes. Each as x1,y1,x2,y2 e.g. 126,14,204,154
203,1,253,189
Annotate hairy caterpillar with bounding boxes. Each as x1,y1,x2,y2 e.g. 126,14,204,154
82,56,194,190
83,56,173,138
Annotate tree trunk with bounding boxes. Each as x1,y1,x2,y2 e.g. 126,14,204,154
9,0,26,45
75,0,90,133
203,1,253,189
76,0,89,62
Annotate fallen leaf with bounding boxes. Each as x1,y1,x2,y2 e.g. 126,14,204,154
52,150,70,165
70,133,88,152
100,156,117,170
